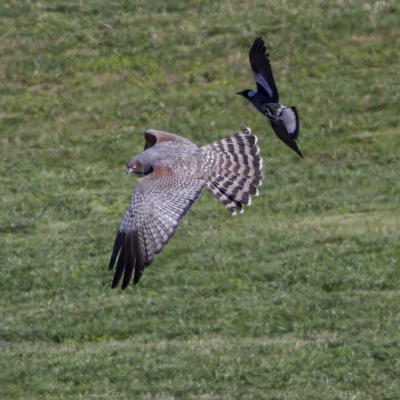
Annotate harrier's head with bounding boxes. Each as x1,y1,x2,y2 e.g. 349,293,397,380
126,154,153,175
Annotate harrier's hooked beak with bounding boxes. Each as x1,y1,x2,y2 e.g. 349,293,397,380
126,167,134,174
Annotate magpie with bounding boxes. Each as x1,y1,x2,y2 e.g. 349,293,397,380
236,36,303,158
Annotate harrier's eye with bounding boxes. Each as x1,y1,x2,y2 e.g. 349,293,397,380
132,164,137,169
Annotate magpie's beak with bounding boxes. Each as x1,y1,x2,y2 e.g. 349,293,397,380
236,91,243,96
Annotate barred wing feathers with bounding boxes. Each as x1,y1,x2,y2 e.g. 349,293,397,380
201,128,263,215
109,166,205,289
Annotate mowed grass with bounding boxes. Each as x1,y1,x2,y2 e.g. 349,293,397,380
1,0,400,398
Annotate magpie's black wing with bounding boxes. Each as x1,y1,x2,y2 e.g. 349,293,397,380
249,37,279,102
269,106,303,158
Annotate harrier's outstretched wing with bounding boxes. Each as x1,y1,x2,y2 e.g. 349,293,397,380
109,167,205,289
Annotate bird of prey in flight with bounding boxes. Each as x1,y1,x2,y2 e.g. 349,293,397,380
109,128,263,289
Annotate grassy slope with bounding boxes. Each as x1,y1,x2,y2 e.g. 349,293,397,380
1,0,400,398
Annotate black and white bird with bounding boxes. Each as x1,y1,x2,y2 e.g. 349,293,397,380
236,36,303,158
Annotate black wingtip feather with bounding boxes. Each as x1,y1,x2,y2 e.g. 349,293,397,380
109,231,124,271
121,233,135,290
133,263,143,285
111,241,127,289
109,231,146,289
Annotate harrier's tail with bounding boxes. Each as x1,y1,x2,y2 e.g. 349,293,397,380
200,128,263,215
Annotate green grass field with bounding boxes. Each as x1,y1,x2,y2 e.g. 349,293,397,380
1,0,400,398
